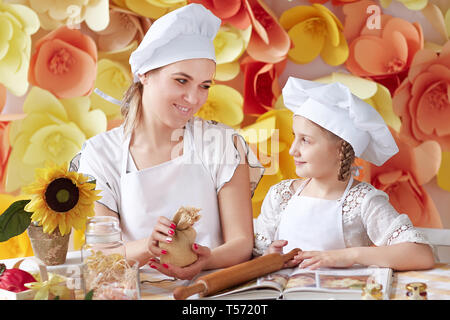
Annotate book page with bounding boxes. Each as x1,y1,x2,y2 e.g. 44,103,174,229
283,266,392,299
256,267,292,292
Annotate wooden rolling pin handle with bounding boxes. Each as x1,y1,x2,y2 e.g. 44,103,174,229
173,281,206,300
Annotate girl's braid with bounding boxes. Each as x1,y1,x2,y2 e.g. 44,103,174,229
338,140,355,181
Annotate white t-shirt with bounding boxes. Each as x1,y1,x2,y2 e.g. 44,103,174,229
72,117,264,216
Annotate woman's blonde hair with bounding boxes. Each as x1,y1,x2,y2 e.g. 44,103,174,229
121,81,143,138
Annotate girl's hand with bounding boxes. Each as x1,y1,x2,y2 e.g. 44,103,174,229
297,248,356,270
148,243,211,280
147,216,177,257
265,240,302,269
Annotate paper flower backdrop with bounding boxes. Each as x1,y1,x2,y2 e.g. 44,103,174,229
0,0,449,256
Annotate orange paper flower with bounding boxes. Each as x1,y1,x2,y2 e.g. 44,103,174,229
246,0,291,63
241,56,286,115
357,129,443,228
94,7,150,52
0,84,5,112
344,1,423,93
393,41,450,151
29,26,98,99
309,0,362,5
0,114,25,193
0,121,10,192
188,0,251,29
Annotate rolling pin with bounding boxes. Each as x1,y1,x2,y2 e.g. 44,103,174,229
173,248,300,300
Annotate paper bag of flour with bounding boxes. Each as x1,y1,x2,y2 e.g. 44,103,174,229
159,207,201,267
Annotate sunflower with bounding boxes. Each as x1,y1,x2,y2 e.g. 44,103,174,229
22,162,101,236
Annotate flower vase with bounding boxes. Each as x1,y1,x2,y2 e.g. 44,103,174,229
27,223,71,266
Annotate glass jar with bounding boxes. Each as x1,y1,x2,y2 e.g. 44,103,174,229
81,216,125,260
406,282,427,300
81,216,140,300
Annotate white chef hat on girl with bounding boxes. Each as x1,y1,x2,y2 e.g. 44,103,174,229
129,3,221,83
282,77,398,166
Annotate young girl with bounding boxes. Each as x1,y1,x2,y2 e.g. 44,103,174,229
253,77,435,271
75,4,264,279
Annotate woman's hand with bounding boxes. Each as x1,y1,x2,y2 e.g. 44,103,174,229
148,243,211,280
297,248,357,270
147,216,177,257
265,240,302,269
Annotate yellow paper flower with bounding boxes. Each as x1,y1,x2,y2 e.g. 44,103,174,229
22,162,101,235
315,72,401,131
90,59,132,120
0,0,39,96
113,0,187,19
421,4,449,49
279,4,348,66
25,272,73,300
214,24,251,81
0,193,33,259
5,87,107,192
195,84,244,128
380,0,428,10
10,0,110,31
239,109,297,217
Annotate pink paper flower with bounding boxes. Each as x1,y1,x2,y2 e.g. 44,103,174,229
28,26,98,99
356,129,443,228
94,7,150,52
393,41,450,151
344,0,423,94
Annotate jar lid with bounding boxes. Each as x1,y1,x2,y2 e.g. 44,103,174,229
406,282,427,292
85,216,122,243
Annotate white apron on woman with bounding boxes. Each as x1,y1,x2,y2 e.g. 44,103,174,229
119,127,222,248
276,177,354,253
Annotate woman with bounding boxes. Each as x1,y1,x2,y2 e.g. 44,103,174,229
75,4,264,280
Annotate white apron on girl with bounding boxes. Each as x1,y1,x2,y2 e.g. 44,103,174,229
119,127,222,249
276,176,354,253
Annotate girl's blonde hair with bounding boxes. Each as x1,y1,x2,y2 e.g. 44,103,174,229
121,81,143,138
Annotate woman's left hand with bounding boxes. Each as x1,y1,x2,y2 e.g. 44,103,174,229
148,243,211,280
297,248,356,270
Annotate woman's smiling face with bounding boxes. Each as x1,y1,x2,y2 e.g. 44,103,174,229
289,115,342,180
139,58,216,129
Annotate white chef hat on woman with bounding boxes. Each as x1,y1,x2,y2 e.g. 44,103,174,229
282,77,399,166
129,3,221,83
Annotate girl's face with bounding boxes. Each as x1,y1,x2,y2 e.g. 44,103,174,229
139,58,216,129
289,115,341,180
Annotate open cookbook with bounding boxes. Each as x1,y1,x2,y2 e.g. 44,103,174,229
196,266,394,300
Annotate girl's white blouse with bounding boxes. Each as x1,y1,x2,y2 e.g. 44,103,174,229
72,117,264,215
253,179,433,257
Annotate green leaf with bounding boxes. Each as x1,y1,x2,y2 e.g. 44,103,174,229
0,200,32,242
84,290,94,300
